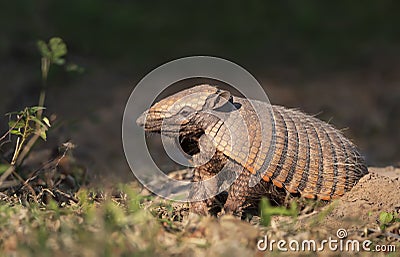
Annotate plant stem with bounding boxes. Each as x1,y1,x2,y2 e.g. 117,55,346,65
15,57,50,166
37,89,46,119
11,112,29,165
0,165,15,186
11,135,21,166
1,46,53,186
15,133,40,167
38,57,50,119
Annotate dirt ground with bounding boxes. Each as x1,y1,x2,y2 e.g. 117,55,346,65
315,167,400,233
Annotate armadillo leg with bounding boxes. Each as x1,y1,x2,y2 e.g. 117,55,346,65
189,150,227,215
189,165,216,215
224,164,252,215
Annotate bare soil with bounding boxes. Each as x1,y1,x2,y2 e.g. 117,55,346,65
312,167,400,234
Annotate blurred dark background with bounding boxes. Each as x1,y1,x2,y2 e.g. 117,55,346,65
0,1,399,181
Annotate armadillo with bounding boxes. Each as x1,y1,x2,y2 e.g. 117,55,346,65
136,85,368,215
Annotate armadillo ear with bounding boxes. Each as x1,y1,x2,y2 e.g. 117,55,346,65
205,90,232,109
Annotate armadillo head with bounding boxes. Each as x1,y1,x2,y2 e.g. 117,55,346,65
136,84,233,137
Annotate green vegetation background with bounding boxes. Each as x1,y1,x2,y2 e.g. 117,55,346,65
2,1,399,72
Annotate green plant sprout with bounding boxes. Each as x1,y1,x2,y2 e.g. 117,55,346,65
7,107,51,165
36,37,67,119
259,198,298,226
379,211,400,230
0,37,79,188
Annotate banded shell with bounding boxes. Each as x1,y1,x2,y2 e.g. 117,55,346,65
204,98,368,200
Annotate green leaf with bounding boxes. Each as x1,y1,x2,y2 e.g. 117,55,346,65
39,129,47,141
65,63,85,73
49,37,67,57
0,164,10,174
42,117,51,127
49,37,67,65
29,106,46,114
10,130,23,137
30,116,46,128
37,40,51,58
8,120,25,129
379,212,394,225
37,37,67,66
